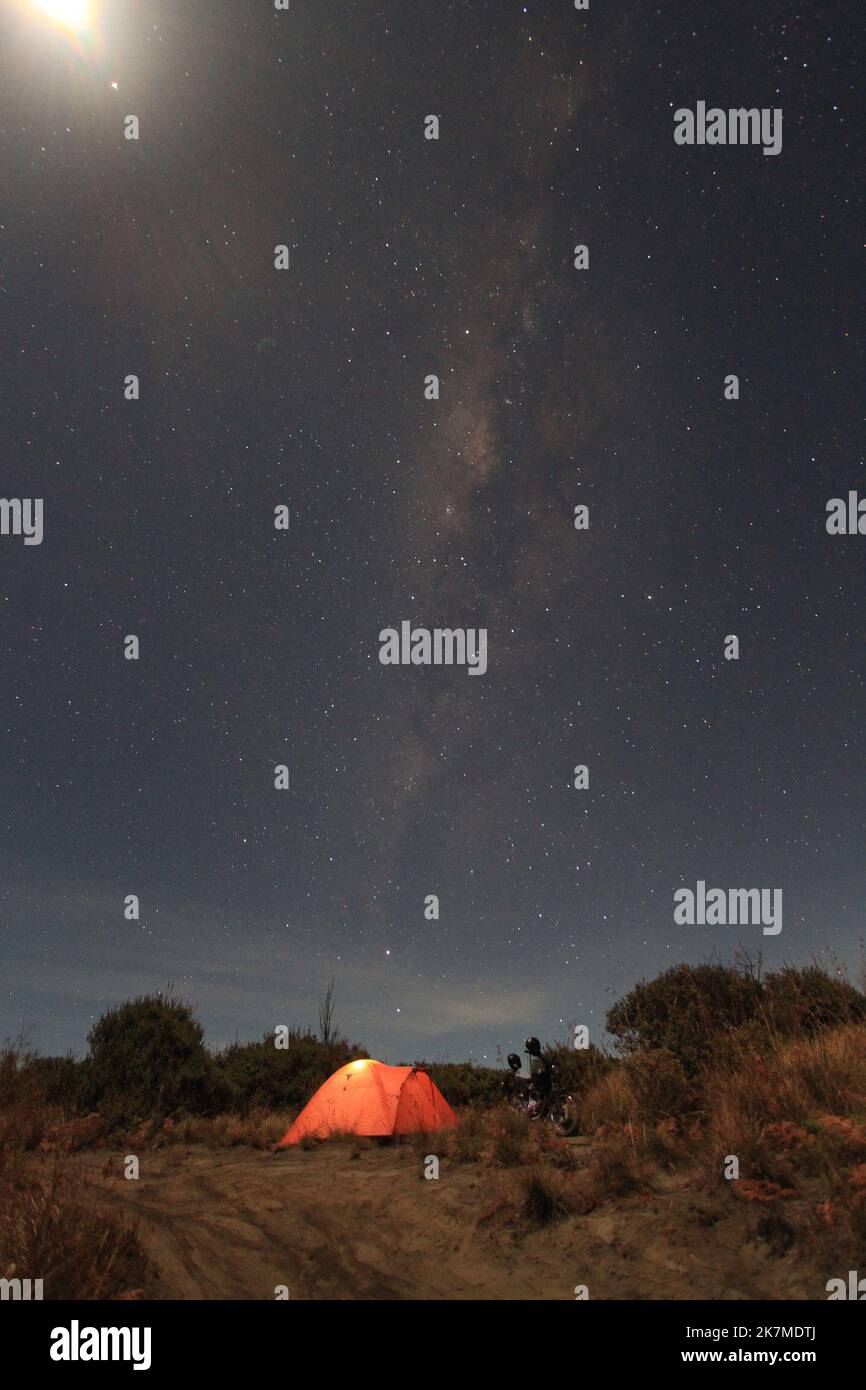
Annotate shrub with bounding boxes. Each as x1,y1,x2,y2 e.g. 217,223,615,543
82,993,227,1125
607,960,866,1076
622,1048,696,1120
607,963,763,1075
763,968,866,1045
546,1042,614,1098
213,1030,364,1113
424,1062,503,1108
0,1044,53,1152
20,1055,84,1112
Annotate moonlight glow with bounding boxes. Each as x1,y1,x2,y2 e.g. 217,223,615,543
33,0,92,32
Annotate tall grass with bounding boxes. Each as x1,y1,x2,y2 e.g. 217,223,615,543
0,1154,153,1299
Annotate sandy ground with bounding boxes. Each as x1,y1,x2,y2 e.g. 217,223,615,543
66,1142,822,1301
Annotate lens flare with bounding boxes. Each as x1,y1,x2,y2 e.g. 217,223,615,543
33,0,92,32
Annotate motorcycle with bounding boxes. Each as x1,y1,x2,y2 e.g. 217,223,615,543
502,1036,580,1137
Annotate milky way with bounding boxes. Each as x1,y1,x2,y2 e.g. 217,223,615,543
0,1,862,1065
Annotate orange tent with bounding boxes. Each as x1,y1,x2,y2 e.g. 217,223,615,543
277,1059,458,1146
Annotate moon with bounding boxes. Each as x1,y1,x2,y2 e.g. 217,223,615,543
33,0,92,32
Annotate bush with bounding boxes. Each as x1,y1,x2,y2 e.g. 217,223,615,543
0,1044,55,1152
21,1055,84,1112
607,960,866,1076
424,1061,503,1109
622,1049,696,1120
82,993,227,1126
3,1013,369,1131
213,1030,364,1113
607,963,763,1075
547,1042,615,1097
763,966,866,1040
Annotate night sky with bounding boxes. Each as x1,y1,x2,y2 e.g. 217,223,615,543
1,1,862,1065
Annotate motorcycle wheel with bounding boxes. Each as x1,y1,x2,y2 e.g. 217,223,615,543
550,1095,579,1138
503,1079,527,1112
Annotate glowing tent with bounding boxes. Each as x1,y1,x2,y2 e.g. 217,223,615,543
276,1059,458,1146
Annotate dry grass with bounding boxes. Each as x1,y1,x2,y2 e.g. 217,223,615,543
702,1025,866,1263
519,1167,574,1224
0,1101,51,1154
164,1109,289,1149
452,1109,486,1163
0,1045,53,1153
580,1067,639,1132
574,1021,866,1263
701,1024,866,1175
0,1046,153,1298
429,1106,579,1177
585,1128,652,1199
0,1153,154,1299
476,1161,597,1228
295,1126,376,1152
